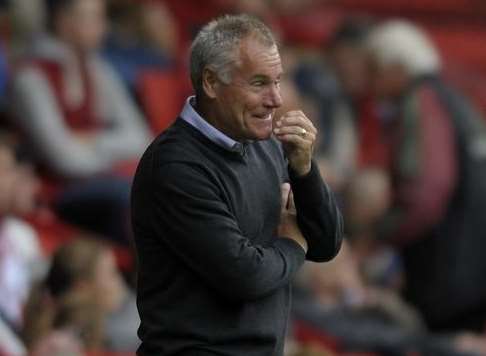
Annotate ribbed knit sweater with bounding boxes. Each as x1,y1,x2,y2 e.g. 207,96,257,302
131,118,343,355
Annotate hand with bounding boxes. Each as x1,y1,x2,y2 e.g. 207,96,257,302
278,183,307,253
455,333,486,355
273,110,317,176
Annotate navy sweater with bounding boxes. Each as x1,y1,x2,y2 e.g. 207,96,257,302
131,118,343,355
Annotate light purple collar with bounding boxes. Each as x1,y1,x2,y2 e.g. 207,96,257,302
180,96,244,153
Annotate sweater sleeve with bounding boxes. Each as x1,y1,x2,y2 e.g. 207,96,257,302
152,162,306,302
381,86,457,245
10,67,111,178
92,59,152,162
289,160,344,262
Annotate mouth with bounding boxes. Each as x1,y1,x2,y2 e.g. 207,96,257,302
253,112,273,121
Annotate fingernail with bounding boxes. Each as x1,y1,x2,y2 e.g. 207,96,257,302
273,128,280,133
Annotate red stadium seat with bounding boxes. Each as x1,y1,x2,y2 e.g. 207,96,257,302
293,320,340,352
338,0,480,17
136,70,182,134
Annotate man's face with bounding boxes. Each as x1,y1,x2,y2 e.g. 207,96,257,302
330,42,371,98
211,37,284,141
370,60,409,100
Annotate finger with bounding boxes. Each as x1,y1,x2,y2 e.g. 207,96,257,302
280,110,307,120
276,119,317,137
288,187,296,213
275,132,316,146
276,113,317,134
276,134,316,152
274,125,315,139
281,183,290,212
281,116,317,134
283,110,304,116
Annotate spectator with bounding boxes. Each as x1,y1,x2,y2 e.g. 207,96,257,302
23,237,139,355
367,20,486,332
103,0,178,95
11,0,150,179
295,20,396,279
342,169,396,288
0,135,46,355
293,18,382,191
326,18,391,181
0,136,45,326
292,242,481,355
9,0,151,242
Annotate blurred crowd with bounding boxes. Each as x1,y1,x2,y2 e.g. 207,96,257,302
1,0,486,355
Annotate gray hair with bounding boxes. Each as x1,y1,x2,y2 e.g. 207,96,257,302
190,14,276,97
366,20,441,77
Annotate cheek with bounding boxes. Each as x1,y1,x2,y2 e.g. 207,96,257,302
222,92,253,125
74,17,105,46
85,23,105,43
95,274,124,312
241,93,264,117
94,256,125,311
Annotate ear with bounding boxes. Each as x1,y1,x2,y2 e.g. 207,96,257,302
202,68,219,99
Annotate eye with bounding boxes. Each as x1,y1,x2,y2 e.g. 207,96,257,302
252,80,265,87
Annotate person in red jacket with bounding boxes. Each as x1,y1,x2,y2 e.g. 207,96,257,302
10,0,152,243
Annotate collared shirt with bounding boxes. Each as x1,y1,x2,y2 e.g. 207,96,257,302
180,96,245,154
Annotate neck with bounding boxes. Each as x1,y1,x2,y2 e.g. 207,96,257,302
194,96,241,142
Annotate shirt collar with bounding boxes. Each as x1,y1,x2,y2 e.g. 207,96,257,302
180,96,245,154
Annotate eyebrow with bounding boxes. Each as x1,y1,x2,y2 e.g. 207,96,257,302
250,73,283,82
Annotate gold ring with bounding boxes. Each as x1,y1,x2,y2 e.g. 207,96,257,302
300,128,307,137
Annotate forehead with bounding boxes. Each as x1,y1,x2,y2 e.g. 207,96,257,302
69,0,104,13
235,37,283,78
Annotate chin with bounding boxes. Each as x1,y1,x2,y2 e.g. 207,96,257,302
246,120,273,141
249,128,273,141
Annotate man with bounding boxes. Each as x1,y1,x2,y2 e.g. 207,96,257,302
131,14,343,355
366,20,486,332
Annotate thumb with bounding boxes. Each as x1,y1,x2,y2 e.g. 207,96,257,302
288,188,296,213
281,183,290,212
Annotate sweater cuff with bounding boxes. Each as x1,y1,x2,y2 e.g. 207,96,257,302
289,160,328,206
274,238,306,266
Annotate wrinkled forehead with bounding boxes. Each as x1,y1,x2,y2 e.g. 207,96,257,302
234,36,283,78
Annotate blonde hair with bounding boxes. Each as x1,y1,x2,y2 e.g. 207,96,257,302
23,237,108,350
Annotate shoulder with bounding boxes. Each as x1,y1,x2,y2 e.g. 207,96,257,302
136,120,217,183
405,81,448,121
12,63,50,89
151,120,209,164
90,54,127,91
0,218,41,261
91,53,116,73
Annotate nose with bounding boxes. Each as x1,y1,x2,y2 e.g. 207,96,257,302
264,83,283,109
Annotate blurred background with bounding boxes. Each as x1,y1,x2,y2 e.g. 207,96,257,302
1,0,486,355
